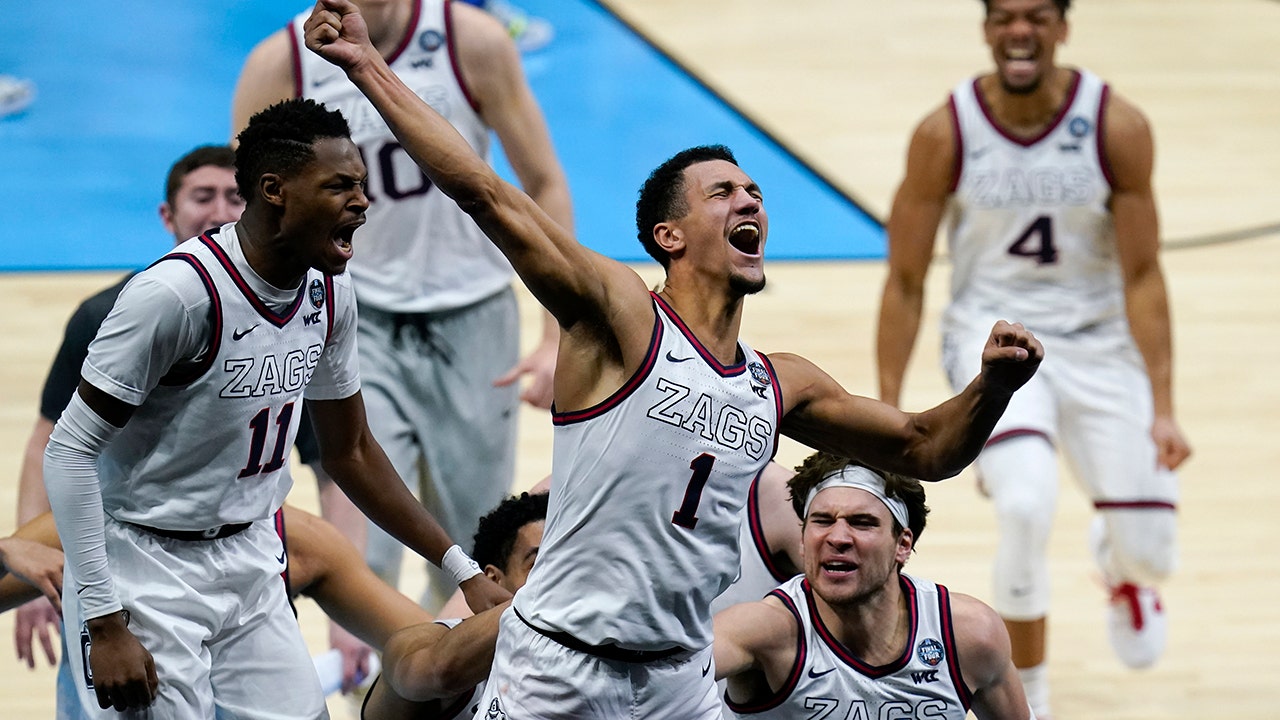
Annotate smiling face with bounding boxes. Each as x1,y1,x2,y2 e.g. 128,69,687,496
275,136,368,277
800,487,913,608
673,159,769,294
160,164,245,243
983,0,1069,95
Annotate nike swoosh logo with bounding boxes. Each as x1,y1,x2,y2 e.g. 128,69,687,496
807,666,836,679
276,550,287,565
702,658,713,677
665,350,694,363
232,323,260,341
311,74,340,88
968,145,992,159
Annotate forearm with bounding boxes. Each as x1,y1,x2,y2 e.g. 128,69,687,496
1125,267,1176,418
324,442,455,567
876,277,925,407
43,395,121,619
18,418,55,524
394,604,506,700
909,372,1015,480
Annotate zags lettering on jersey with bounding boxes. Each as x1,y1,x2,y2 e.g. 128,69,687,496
219,345,323,398
968,167,1094,209
801,697,950,719
645,377,773,459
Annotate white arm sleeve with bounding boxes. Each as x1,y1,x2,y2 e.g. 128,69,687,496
44,391,124,620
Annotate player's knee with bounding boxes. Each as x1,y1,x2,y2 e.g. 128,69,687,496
1108,515,1177,585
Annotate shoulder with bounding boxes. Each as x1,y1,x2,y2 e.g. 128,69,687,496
718,594,801,649
947,591,1013,679
67,275,132,332
243,26,295,71
121,259,213,314
1099,87,1155,188
450,0,524,103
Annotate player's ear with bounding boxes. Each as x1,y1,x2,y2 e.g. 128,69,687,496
258,173,286,208
159,202,177,236
652,222,685,257
895,527,914,565
483,564,505,585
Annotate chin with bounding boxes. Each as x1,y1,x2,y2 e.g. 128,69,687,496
730,273,766,296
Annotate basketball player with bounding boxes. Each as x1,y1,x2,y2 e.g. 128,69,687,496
305,3,1043,716
875,1,1190,715
43,98,505,716
712,461,803,614
12,145,373,690
361,491,548,720
232,0,574,611
713,454,1031,719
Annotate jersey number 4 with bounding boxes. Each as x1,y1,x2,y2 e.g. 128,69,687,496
672,453,716,529
1007,215,1058,265
238,402,295,479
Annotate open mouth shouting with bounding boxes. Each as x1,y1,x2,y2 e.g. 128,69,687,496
729,221,762,256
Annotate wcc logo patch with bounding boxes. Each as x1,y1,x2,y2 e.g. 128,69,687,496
916,638,944,667
309,278,326,309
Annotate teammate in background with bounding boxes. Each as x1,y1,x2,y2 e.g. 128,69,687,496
43,99,505,716
713,454,1031,720
711,462,803,615
306,3,1043,717
875,1,1190,715
361,491,548,720
13,144,374,693
232,0,574,613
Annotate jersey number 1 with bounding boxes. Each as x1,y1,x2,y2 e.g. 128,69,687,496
1007,215,1058,265
238,402,295,478
672,454,716,529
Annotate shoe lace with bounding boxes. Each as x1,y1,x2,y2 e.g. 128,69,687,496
1110,583,1162,631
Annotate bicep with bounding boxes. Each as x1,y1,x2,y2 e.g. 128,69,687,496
1103,95,1161,281
886,109,955,286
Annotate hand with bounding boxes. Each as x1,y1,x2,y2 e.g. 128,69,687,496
494,340,556,410
85,611,158,711
14,597,62,669
0,537,63,613
1151,415,1192,471
459,575,512,614
304,0,376,72
979,321,1044,395
329,620,373,694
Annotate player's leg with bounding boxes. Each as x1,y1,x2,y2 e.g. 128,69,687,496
943,319,1060,719
354,305,425,590
1058,339,1177,669
207,522,328,719
409,289,520,610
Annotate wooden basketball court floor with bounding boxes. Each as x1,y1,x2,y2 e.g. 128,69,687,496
1,1,1277,717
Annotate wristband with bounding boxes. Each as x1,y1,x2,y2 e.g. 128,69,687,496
442,544,482,586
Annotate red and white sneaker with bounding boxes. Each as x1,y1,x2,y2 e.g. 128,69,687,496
1107,582,1166,669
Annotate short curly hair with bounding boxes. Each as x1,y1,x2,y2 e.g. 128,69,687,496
786,452,930,544
471,491,549,571
635,145,738,268
980,0,1070,16
234,98,352,203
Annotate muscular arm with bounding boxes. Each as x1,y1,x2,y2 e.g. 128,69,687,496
951,593,1031,720
1103,92,1191,471
876,105,955,407
773,318,1042,482
385,603,507,701
454,4,574,409
282,505,430,652
305,0,655,411
305,394,510,610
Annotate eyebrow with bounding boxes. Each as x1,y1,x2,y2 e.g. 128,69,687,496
706,179,764,199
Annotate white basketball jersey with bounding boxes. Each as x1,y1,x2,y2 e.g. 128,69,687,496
85,225,358,529
515,293,782,651
712,472,798,616
291,0,513,313
727,575,972,719
945,69,1122,335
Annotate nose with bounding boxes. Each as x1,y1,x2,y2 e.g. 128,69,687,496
210,195,244,226
733,186,760,214
825,520,855,548
350,184,370,212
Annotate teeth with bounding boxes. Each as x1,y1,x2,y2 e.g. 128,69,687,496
734,224,759,238
1007,48,1033,59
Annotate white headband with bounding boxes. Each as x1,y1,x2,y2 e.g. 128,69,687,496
803,465,910,530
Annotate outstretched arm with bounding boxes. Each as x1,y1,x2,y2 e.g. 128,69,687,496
877,105,955,407
1104,92,1191,472
775,320,1043,481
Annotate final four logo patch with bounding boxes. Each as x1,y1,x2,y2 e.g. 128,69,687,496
309,278,326,309
916,638,944,667
748,361,771,386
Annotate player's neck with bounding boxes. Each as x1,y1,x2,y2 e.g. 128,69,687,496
233,218,305,291
816,579,909,666
980,66,1076,139
656,284,745,365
